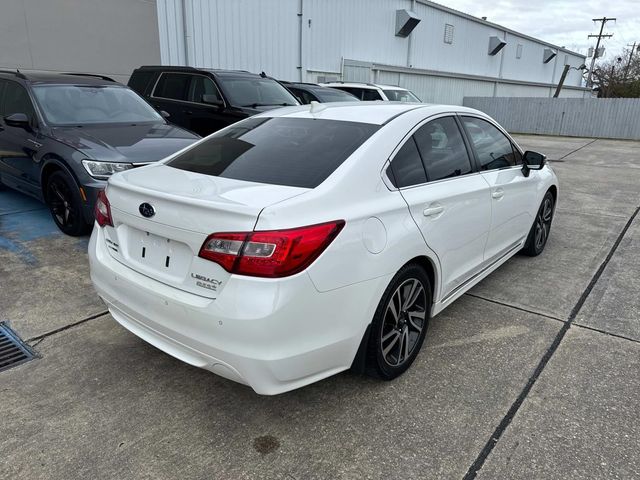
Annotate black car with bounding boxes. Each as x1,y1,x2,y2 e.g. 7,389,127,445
0,70,199,236
128,66,299,136
281,81,359,104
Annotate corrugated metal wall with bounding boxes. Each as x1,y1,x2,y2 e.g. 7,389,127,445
157,0,589,103
463,97,640,140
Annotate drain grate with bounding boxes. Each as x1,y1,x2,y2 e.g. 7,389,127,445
0,322,36,372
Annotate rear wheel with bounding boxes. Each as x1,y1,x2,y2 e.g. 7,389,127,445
522,191,554,256
366,264,431,380
46,171,91,236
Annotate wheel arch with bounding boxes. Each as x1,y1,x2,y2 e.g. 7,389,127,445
40,155,81,201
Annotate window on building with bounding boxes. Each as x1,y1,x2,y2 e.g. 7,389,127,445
413,117,472,181
444,24,454,44
516,44,523,59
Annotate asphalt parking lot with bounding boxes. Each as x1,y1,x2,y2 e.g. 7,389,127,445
1,134,639,480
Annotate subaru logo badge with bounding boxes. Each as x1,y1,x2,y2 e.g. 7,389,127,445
139,202,155,218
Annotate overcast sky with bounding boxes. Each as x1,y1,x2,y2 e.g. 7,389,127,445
441,0,639,61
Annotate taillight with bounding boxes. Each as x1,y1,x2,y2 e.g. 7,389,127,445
199,220,345,278
94,190,113,227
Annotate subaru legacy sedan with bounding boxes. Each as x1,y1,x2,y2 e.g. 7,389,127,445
89,102,557,395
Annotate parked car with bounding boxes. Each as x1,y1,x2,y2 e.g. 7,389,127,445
281,81,359,103
128,66,299,136
89,103,557,395
0,70,199,235
320,82,421,102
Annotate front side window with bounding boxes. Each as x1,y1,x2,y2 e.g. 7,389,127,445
362,89,382,101
387,137,427,188
313,88,358,103
461,117,519,170
3,81,35,119
33,85,163,125
153,73,191,101
215,76,297,108
382,89,421,102
188,75,222,104
413,117,472,181
167,117,379,188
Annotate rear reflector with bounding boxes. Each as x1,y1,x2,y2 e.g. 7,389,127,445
199,220,345,278
95,190,113,227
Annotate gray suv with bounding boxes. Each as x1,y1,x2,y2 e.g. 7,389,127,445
0,70,199,235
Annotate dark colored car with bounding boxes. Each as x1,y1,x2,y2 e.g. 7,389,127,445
128,66,299,137
0,70,199,235
281,81,359,104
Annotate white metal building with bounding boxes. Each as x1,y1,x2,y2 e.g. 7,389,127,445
156,0,590,104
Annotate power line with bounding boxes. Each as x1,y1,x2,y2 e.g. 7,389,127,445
586,17,616,87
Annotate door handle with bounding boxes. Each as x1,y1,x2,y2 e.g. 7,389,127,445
183,110,193,115
492,188,504,199
423,205,444,217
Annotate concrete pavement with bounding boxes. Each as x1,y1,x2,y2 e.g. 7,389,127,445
1,134,639,479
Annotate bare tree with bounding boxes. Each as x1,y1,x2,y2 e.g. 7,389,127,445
591,46,640,98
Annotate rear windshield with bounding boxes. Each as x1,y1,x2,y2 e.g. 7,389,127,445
167,117,379,188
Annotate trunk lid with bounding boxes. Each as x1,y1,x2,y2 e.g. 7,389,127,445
102,163,307,298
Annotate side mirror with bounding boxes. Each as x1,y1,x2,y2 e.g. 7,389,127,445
160,110,170,119
4,113,31,130
202,94,224,108
522,150,546,177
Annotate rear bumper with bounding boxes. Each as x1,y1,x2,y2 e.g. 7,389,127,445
88,226,389,394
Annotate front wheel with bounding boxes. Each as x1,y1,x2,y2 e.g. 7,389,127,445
522,191,554,256
46,171,91,236
366,264,431,380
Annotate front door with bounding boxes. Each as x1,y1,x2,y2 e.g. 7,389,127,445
185,74,232,136
388,115,492,299
0,80,43,198
460,116,539,262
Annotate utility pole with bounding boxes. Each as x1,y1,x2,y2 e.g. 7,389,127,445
624,42,637,80
586,17,615,87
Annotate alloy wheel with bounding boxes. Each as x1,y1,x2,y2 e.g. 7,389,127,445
380,278,427,367
48,177,78,229
534,197,553,251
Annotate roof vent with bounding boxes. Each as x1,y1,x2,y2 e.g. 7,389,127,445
488,35,507,55
395,10,421,37
543,48,557,64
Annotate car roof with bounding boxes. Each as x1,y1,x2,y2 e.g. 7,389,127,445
319,82,411,91
134,65,268,79
0,70,118,86
253,102,482,125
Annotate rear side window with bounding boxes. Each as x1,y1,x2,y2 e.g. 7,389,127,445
387,138,427,188
153,73,191,101
461,117,520,170
413,117,472,181
167,117,379,188
128,71,155,95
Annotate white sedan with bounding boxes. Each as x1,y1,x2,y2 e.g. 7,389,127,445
89,102,558,395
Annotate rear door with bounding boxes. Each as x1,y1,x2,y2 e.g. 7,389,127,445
460,115,538,262
388,115,492,299
149,72,191,129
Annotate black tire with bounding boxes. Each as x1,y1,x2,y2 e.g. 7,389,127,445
366,264,432,380
45,171,91,236
522,191,554,257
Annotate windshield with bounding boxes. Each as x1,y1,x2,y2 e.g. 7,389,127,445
33,85,163,125
383,89,421,102
167,117,379,188
216,76,298,108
